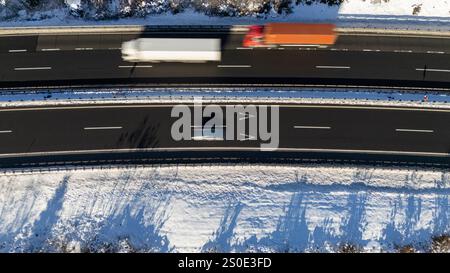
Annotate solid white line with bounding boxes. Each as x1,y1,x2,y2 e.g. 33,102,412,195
316,65,351,69
84,126,122,130
416,68,450,73
217,65,252,68
395,128,434,133
8,49,27,53
294,126,331,130
14,67,52,71
41,48,60,51
0,130,12,133
118,65,153,68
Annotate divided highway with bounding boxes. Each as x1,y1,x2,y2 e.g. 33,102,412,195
0,103,450,168
1,28,450,88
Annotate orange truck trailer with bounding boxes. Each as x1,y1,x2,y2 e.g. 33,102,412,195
243,23,337,47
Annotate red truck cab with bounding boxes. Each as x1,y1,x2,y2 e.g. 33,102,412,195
242,25,265,47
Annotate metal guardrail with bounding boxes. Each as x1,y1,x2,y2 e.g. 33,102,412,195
0,25,248,35
1,24,450,37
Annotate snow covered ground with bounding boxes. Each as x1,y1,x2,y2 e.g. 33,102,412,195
0,164,449,253
0,0,449,30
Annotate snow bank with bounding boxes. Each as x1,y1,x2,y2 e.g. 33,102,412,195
0,0,449,30
0,164,449,252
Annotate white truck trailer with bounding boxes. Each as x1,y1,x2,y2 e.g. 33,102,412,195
121,38,221,63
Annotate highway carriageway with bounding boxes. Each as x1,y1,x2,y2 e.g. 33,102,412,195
1,30,450,89
0,103,450,168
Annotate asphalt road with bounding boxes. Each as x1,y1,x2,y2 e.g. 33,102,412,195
0,103,449,168
1,30,450,88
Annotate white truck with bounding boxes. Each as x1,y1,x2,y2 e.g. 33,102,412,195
121,38,221,63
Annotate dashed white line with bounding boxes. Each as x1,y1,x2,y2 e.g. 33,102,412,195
416,68,450,73
118,65,153,68
84,126,123,130
217,65,252,68
8,49,27,53
426,51,445,54
41,48,60,51
14,67,52,71
75,48,94,51
395,128,434,133
236,47,253,50
394,50,413,53
0,130,12,134
315,65,351,69
294,126,331,130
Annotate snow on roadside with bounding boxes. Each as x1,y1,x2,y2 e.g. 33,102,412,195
0,0,449,30
0,164,449,252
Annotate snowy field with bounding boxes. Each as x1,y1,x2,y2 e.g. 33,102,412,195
0,164,449,253
0,0,449,30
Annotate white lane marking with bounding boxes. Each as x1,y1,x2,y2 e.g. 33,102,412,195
426,51,445,54
1,147,449,159
41,48,60,51
236,47,253,50
395,128,434,133
316,65,351,69
14,67,52,71
8,49,27,53
191,125,227,128
394,50,413,53
84,126,123,130
363,49,373,52
217,65,252,68
192,136,224,141
239,133,256,140
416,68,450,73
75,48,94,51
118,65,153,68
108,47,122,50
294,126,331,130
0,130,12,133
